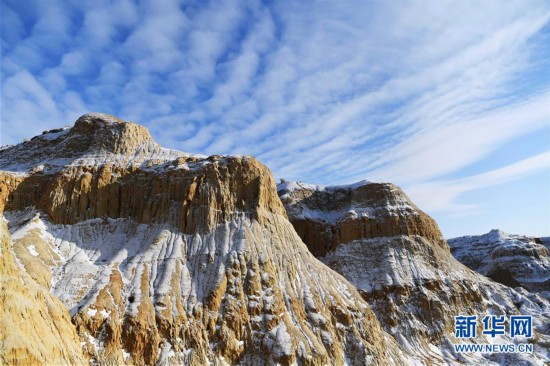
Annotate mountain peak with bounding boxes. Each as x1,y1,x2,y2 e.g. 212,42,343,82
71,113,155,153
0,114,191,173
486,228,509,239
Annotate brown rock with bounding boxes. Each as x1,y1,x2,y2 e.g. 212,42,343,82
0,219,87,365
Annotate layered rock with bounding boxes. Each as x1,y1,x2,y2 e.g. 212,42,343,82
0,114,409,365
0,218,87,365
449,229,550,298
279,180,550,365
277,180,446,256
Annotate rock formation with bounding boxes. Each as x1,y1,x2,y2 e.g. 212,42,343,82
0,218,87,365
449,229,550,298
278,180,550,365
277,180,445,257
1,113,549,365
0,114,408,365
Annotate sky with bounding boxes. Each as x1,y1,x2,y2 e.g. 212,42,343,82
1,0,549,238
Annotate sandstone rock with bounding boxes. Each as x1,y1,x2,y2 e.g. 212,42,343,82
279,180,550,365
0,218,87,365
0,115,409,365
277,180,446,256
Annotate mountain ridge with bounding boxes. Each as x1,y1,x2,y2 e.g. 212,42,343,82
1,114,549,365
1,114,408,365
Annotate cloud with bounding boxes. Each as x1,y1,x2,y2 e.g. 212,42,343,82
367,94,550,185
1,0,550,234
406,151,550,214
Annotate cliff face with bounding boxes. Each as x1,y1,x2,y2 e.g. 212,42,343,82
0,114,408,365
0,219,87,365
2,113,549,365
277,181,446,257
449,229,550,297
279,180,550,365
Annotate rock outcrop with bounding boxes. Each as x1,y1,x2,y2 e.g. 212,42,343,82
0,114,408,365
277,180,446,256
2,113,549,365
0,218,87,365
279,180,550,365
449,229,550,298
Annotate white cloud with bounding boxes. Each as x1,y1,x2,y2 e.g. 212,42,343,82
406,151,550,214
1,0,549,234
367,94,550,184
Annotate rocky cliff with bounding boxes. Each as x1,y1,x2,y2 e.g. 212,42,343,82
2,113,549,365
0,218,87,365
277,180,446,257
279,180,550,365
0,114,410,365
449,230,550,298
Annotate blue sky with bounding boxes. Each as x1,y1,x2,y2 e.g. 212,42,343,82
1,0,549,238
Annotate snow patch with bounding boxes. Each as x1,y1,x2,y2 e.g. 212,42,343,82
27,244,38,257
99,309,110,319
277,179,374,193
87,308,98,317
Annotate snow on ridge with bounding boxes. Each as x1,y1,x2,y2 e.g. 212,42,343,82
277,179,374,193
448,229,539,245
77,112,124,124
38,127,71,141
0,113,247,175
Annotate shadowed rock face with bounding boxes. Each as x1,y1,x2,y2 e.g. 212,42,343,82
278,181,550,365
0,114,407,366
449,229,550,296
277,181,446,257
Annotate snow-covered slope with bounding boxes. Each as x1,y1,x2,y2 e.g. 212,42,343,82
279,180,550,365
5,209,410,365
0,114,411,365
0,217,87,365
449,230,550,298
0,113,200,175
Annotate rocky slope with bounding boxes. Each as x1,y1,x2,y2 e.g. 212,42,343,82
0,218,87,365
0,114,410,365
449,230,550,298
277,180,445,257
279,180,550,365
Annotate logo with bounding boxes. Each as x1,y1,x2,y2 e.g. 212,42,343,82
510,316,532,338
452,315,533,354
455,315,477,338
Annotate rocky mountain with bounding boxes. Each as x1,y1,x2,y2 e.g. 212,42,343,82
1,113,548,365
278,180,550,365
277,180,445,257
1,114,409,365
449,230,550,299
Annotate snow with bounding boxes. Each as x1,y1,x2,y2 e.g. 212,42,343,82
270,322,293,359
78,112,123,124
99,309,110,319
156,341,175,366
87,308,98,317
277,179,374,193
87,334,100,353
27,244,39,257
122,349,131,361
4,204,549,365
39,127,70,141
0,114,210,174
278,179,417,225
448,229,550,294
